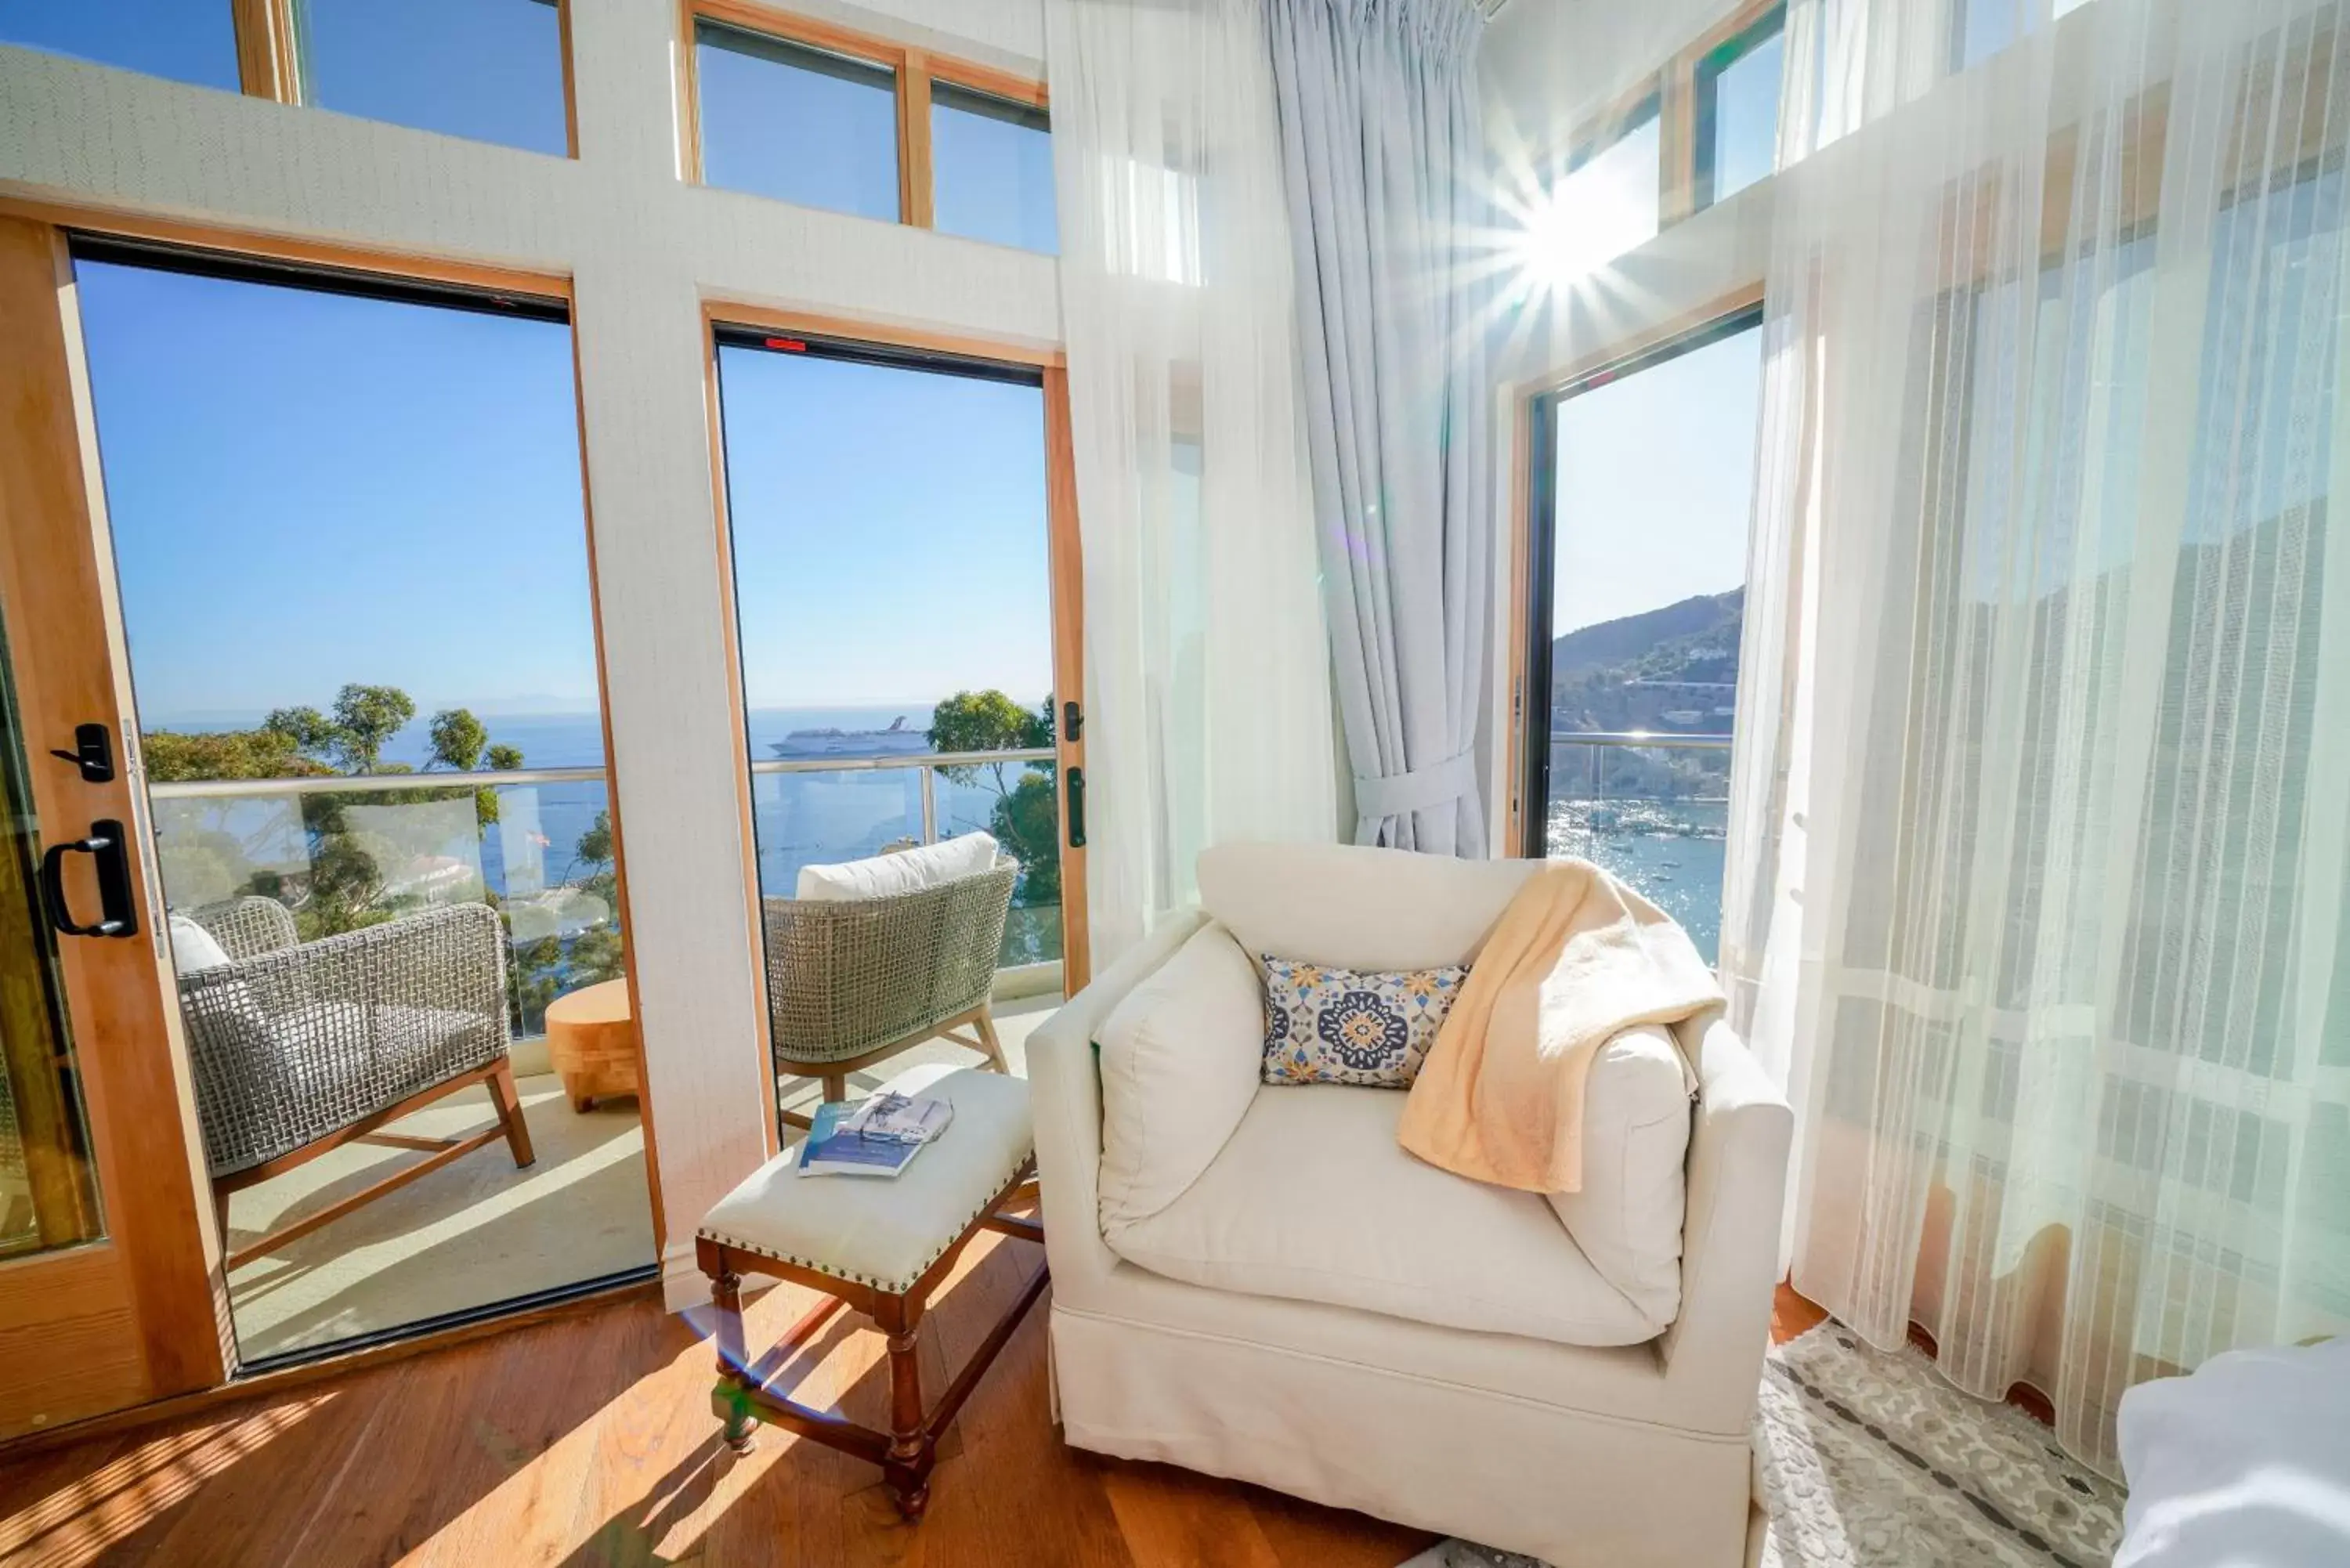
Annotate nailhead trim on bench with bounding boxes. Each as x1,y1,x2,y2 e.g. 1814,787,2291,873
696,1143,1036,1295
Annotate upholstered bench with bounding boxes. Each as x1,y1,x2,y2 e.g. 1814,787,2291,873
696,1062,1046,1519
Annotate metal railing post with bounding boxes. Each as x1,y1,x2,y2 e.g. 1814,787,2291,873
920,762,938,844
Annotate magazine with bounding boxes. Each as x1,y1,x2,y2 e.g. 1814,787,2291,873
841,1091,955,1146
797,1093,953,1179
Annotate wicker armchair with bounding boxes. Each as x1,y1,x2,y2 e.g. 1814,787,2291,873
178,896,534,1270
762,855,1019,1118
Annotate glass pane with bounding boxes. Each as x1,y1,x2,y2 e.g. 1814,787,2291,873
1708,26,1783,204
0,0,240,92
1543,321,1764,964
1546,112,1661,280
931,83,1058,254
1959,0,2023,68
293,0,569,156
0,615,103,1260
74,252,651,1363
716,338,1061,1133
695,22,900,222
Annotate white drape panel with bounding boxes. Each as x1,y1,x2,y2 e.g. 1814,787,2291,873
1044,0,1340,967
1726,0,2350,1475
1266,0,1492,854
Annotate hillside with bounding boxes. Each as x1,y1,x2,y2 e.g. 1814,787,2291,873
1552,587,1744,681
1544,587,1743,802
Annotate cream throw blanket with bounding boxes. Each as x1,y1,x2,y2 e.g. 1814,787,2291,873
1397,859,1723,1193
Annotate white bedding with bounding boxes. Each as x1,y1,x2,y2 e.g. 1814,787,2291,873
2115,1336,2350,1567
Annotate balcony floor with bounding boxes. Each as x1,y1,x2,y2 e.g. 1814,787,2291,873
223,1072,658,1363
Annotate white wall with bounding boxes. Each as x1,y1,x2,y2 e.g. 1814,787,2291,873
0,0,1054,1311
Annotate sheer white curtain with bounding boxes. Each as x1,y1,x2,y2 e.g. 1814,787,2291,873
1726,0,2350,1473
1044,0,1340,966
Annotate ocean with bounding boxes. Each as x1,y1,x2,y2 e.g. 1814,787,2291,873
149,704,1048,909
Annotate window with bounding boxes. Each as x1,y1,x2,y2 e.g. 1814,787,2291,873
71,244,653,1364
294,0,571,156
683,8,1055,246
693,20,902,222
1696,8,1784,208
1524,311,1765,964
1546,102,1661,279
0,0,241,92
932,81,1058,253
710,329,1070,1132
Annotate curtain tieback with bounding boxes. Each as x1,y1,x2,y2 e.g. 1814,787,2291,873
1354,749,1477,823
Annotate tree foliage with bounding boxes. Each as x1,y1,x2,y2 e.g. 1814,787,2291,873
928,690,1063,963
927,690,1053,796
144,727,330,783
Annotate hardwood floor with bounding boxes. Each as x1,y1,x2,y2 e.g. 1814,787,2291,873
0,1254,1840,1566
0,1227,1433,1567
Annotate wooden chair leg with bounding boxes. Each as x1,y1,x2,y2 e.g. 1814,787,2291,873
972,1007,1010,1074
487,1060,536,1169
821,1071,848,1106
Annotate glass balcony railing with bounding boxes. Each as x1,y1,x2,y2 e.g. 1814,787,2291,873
747,746,1063,974
146,766,624,1040
1545,731,1730,965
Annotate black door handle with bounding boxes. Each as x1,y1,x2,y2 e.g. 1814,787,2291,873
1065,766,1086,850
48,723,115,783
38,819,140,938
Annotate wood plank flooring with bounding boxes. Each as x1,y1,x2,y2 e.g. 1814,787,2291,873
0,1248,1834,1567
0,1229,1433,1567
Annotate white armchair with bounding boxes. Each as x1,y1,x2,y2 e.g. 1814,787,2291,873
1029,842,1793,1568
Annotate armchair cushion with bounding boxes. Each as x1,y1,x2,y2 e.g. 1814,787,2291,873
1544,1023,1694,1328
168,912,233,974
1102,1081,1661,1347
1097,921,1264,1228
795,831,998,901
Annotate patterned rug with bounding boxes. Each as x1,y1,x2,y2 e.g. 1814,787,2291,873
1411,1324,2127,1568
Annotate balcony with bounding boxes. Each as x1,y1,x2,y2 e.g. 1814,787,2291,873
1543,731,1730,965
146,750,1061,1362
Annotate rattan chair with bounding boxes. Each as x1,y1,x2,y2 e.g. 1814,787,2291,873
762,855,1019,1122
178,895,534,1270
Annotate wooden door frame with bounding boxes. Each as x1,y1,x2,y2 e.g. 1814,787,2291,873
0,216,227,1435
0,202,669,1430
698,300,1087,1105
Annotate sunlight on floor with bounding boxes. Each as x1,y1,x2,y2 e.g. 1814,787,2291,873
224,1071,656,1362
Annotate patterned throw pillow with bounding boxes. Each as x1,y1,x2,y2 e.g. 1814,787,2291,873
1259,956,1467,1087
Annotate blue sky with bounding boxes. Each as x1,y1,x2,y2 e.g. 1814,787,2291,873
717,347,1055,709
1551,323,1763,638
77,260,602,723
74,257,1057,728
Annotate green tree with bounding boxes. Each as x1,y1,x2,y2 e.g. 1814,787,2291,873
428,708,489,770
327,684,414,773
927,690,1053,795
144,727,327,782
927,691,1062,963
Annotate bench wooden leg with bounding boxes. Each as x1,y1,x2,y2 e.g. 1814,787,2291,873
712,1269,757,1454
883,1323,932,1519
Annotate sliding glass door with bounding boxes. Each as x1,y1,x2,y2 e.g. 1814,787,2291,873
70,241,655,1365
711,329,1083,1129
0,216,222,1434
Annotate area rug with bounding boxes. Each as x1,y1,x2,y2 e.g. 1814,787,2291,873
1408,1324,2127,1568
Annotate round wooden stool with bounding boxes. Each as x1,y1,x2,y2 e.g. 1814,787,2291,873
544,977,640,1111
